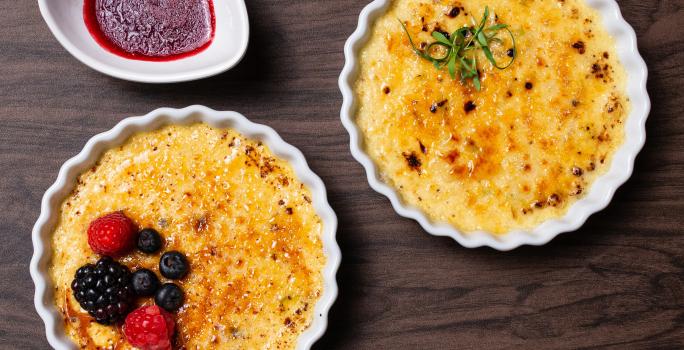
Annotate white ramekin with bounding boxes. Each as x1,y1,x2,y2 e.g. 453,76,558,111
37,0,249,83
30,106,341,349
339,0,650,250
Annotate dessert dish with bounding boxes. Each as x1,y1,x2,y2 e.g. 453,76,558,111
38,0,249,82
340,0,649,249
32,107,340,349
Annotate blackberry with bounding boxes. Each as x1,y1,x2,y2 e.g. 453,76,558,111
71,257,134,324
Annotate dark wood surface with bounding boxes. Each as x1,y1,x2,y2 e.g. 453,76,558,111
1,0,683,349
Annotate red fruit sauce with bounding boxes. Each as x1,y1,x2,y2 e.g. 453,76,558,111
83,0,215,61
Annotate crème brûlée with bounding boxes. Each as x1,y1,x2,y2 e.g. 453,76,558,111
355,0,630,233
50,123,326,349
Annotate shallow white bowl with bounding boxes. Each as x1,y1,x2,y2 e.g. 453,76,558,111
339,0,650,251
38,1,249,83
30,106,341,349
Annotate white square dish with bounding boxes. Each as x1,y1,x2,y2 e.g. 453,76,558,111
339,0,650,250
30,106,341,349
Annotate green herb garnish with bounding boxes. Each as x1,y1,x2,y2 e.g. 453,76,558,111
400,6,516,90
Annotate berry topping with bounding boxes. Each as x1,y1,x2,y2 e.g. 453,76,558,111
87,212,136,257
159,251,189,280
71,257,134,324
155,283,184,312
124,305,175,350
131,269,160,297
137,228,163,254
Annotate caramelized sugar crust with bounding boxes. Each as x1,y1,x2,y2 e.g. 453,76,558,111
355,0,629,233
50,124,325,349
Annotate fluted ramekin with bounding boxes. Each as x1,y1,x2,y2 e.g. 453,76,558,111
339,0,650,250
30,106,340,349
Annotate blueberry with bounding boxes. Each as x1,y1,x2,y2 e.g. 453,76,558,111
155,283,184,312
131,269,160,297
159,251,189,279
137,228,163,253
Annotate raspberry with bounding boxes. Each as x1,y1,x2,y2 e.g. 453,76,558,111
124,305,175,350
87,212,136,257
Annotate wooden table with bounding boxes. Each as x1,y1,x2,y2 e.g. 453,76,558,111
1,0,682,348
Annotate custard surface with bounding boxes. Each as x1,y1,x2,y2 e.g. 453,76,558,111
355,0,629,233
50,123,325,349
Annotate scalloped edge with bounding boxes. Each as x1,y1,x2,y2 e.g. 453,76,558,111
30,106,341,349
339,0,650,251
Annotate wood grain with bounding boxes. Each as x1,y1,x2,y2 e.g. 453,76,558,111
1,0,683,349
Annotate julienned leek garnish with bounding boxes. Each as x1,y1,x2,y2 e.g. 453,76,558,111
400,6,516,90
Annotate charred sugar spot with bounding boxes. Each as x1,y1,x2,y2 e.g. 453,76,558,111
525,82,533,90
591,61,613,81
382,86,391,94
507,48,515,57
603,52,609,59
606,94,622,114
547,193,561,207
464,101,476,113
447,7,461,17
572,166,584,176
285,207,293,215
572,40,586,54
571,99,580,107
506,91,513,97
403,152,422,172
430,103,438,113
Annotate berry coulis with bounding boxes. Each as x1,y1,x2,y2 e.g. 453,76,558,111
83,0,215,61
